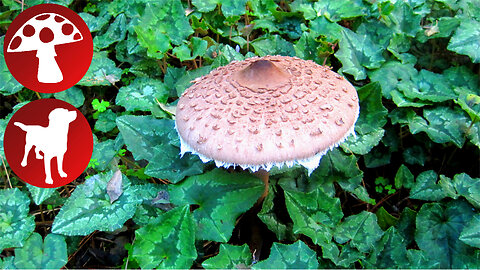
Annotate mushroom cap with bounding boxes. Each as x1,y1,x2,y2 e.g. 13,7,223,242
7,13,82,53
175,55,359,173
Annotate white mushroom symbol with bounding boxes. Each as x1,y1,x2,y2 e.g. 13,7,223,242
7,13,83,83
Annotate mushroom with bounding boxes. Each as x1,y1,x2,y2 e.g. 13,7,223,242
175,55,359,198
7,13,83,83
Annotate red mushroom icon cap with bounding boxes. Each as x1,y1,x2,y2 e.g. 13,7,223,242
7,12,83,83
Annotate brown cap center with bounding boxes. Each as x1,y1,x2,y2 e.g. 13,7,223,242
233,60,291,90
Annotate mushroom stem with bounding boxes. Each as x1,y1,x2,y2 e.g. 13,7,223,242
36,47,63,83
254,169,269,203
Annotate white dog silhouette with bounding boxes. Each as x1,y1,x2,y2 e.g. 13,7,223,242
14,108,77,184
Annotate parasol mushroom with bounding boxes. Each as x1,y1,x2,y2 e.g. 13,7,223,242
7,13,83,83
175,55,359,199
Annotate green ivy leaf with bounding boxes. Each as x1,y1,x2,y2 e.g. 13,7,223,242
116,115,204,183
415,200,477,268
455,93,480,122
79,12,110,33
252,241,319,269
53,87,85,108
449,173,480,209
0,256,15,269
375,207,399,231
257,184,292,241
169,169,264,242
91,138,119,171
202,244,252,269
220,0,248,17
410,170,446,201
173,37,208,62
78,51,122,86
94,109,117,133
191,0,218,12
365,227,408,268
459,214,480,248
52,171,142,236
144,145,205,184
447,19,480,63
384,1,422,37
132,184,170,227
116,116,178,162
335,28,385,80
26,184,56,205
0,37,23,95
334,211,384,253
309,16,344,42
407,106,469,147
132,205,196,269
322,242,363,268
398,69,457,102
313,0,365,22
134,0,193,58
13,233,67,269
116,77,169,112
310,149,370,202
0,188,35,251
368,61,417,99
93,13,127,49
251,35,296,57
284,187,343,246
394,164,414,189
342,82,387,155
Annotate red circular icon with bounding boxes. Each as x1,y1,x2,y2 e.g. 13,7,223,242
4,99,93,188
3,4,93,93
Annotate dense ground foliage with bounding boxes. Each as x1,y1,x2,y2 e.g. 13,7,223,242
1,0,480,268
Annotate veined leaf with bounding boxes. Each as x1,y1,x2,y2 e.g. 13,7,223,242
116,77,169,112
398,69,457,102
144,145,205,184
459,214,480,248
394,164,414,189
192,0,218,12
257,184,292,241
251,35,296,57
364,227,408,268
116,115,178,162
78,51,122,86
335,28,385,80
448,19,480,63
202,244,252,269
13,233,67,269
0,37,23,95
93,13,127,50
52,171,142,236
410,170,446,201
368,61,417,99
0,256,15,269
53,87,85,108
313,0,365,22
169,169,264,242
0,188,35,251
309,149,370,202
132,205,196,269
407,106,470,148
334,211,384,253
134,0,193,58
252,241,319,269
284,187,343,246
27,184,56,205
322,242,363,268
415,200,477,268
342,82,387,155
220,0,248,17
